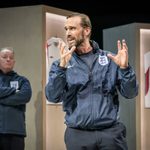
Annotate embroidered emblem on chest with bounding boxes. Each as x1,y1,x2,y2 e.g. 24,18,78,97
10,81,19,90
98,55,108,66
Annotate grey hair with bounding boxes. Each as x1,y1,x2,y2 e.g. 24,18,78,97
0,47,14,53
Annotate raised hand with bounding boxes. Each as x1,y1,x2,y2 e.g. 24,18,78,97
59,41,76,68
107,39,128,69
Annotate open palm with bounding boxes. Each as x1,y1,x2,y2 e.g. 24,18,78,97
107,39,128,69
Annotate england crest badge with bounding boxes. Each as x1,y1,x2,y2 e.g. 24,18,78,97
98,55,108,66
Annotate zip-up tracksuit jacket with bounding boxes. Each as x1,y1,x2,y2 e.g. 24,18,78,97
45,40,138,130
0,70,32,136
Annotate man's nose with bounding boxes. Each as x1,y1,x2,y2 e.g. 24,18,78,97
6,57,11,61
66,30,71,36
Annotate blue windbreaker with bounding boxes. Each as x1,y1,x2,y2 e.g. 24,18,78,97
45,40,138,130
0,70,32,136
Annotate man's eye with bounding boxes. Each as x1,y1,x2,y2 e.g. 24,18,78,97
71,27,75,30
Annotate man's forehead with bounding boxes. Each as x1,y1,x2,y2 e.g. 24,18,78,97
0,50,14,58
65,17,81,28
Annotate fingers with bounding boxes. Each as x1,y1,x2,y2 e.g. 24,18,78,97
59,40,76,58
117,40,121,51
107,53,115,61
59,41,67,56
62,46,76,58
122,39,128,51
70,46,76,53
117,39,128,51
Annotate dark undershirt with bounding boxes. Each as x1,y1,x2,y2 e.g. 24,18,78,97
78,50,95,69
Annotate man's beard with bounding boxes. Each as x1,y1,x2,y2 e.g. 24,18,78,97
68,36,84,49
67,30,85,49
76,38,84,48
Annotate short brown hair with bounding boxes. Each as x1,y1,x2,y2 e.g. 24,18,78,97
67,13,92,29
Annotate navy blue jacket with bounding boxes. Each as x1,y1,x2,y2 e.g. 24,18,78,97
45,41,138,130
0,70,32,136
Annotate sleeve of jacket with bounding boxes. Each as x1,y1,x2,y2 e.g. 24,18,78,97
45,61,67,103
0,87,16,98
0,77,32,106
117,65,139,99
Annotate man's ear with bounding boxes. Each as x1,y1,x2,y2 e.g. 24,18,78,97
84,27,91,37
